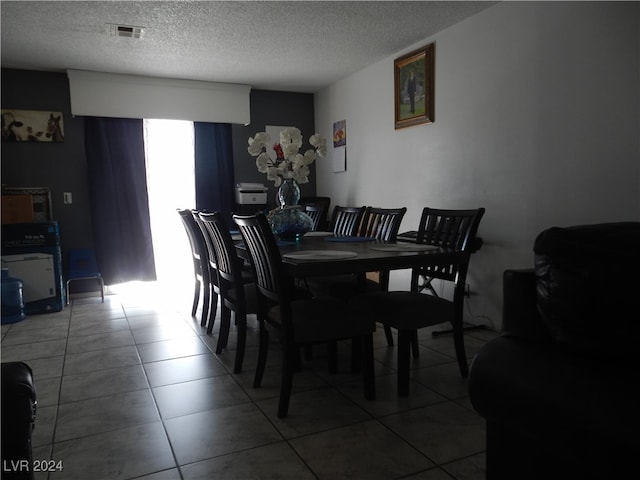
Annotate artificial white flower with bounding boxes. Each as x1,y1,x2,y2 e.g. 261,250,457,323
248,127,326,185
309,134,327,157
309,133,323,148
295,164,310,176
302,149,316,165
266,167,282,186
247,132,271,156
280,128,303,152
255,153,270,173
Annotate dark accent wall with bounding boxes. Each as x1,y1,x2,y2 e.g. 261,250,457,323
231,89,317,208
2,69,316,257
1,68,93,253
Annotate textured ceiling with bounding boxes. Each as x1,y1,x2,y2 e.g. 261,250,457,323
1,1,496,93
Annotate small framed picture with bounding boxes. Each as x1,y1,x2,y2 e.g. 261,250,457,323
1,109,65,142
394,43,434,129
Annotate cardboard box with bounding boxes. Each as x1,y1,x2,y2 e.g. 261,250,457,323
1,195,34,224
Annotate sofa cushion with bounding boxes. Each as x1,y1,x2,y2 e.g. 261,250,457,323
469,336,639,473
533,222,640,357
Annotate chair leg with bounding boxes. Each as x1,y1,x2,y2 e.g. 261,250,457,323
383,325,394,346
362,333,376,400
278,346,295,418
411,330,420,358
192,278,201,317
397,329,412,396
209,291,218,331
452,322,469,378
215,305,231,351
233,312,247,374
200,282,210,326
253,321,269,388
97,277,105,303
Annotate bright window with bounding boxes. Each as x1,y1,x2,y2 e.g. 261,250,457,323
143,119,196,291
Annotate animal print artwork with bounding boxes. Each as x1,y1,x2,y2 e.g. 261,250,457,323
1,110,64,142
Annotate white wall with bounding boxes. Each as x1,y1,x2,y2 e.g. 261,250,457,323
314,1,640,329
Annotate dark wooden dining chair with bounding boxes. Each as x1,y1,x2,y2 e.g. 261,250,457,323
358,206,408,290
300,196,330,230
177,209,215,327
328,205,366,236
304,204,327,231
191,211,222,331
307,206,407,299
233,213,376,418
352,207,485,396
197,211,257,373
359,206,407,242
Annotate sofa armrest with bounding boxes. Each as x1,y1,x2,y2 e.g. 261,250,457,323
502,269,550,341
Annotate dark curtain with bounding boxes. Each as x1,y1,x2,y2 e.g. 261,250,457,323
194,122,235,225
84,117,156,285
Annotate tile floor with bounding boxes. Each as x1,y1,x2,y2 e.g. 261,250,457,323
1,283,497,480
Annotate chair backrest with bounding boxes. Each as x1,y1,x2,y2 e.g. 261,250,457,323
67,248,101,278
413,207,485,283
233,214,294,308
191,209,217,276
329,206,366,236
300,196,331,230
177,208,203,261
360,207,407,241
197,211,242,289
418,208,485,251
304,204,326,231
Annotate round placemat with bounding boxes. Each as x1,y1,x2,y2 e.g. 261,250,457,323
283,250,359,260
368,244,439,252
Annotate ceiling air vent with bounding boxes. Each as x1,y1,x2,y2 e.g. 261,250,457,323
108,24,145,39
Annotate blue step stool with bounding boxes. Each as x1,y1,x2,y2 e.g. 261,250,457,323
65,249,104,305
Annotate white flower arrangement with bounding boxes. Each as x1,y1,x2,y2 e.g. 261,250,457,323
248,127,327,186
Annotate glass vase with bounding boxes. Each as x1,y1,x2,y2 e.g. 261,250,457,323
269,178,314,241
277,177,301,207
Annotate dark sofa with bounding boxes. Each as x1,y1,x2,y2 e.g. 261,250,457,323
469,222,640,479
1,362,37,480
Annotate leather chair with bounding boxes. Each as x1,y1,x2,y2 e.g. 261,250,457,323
1,362,37,480
233,213,376,418
469,222,640,479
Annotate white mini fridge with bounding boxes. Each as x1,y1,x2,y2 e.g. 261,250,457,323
1,253,56,303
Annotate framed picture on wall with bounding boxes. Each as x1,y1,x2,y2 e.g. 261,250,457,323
1,109,65,142
394,43,434,129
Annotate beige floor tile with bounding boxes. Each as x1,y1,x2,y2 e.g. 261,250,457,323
1,288,492,480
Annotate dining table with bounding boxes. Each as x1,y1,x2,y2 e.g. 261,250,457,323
234,230,468,280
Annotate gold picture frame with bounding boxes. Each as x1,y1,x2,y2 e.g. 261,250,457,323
394,43,434,129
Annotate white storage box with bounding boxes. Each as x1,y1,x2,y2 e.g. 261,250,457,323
235,183,268,205
2,253,56,303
